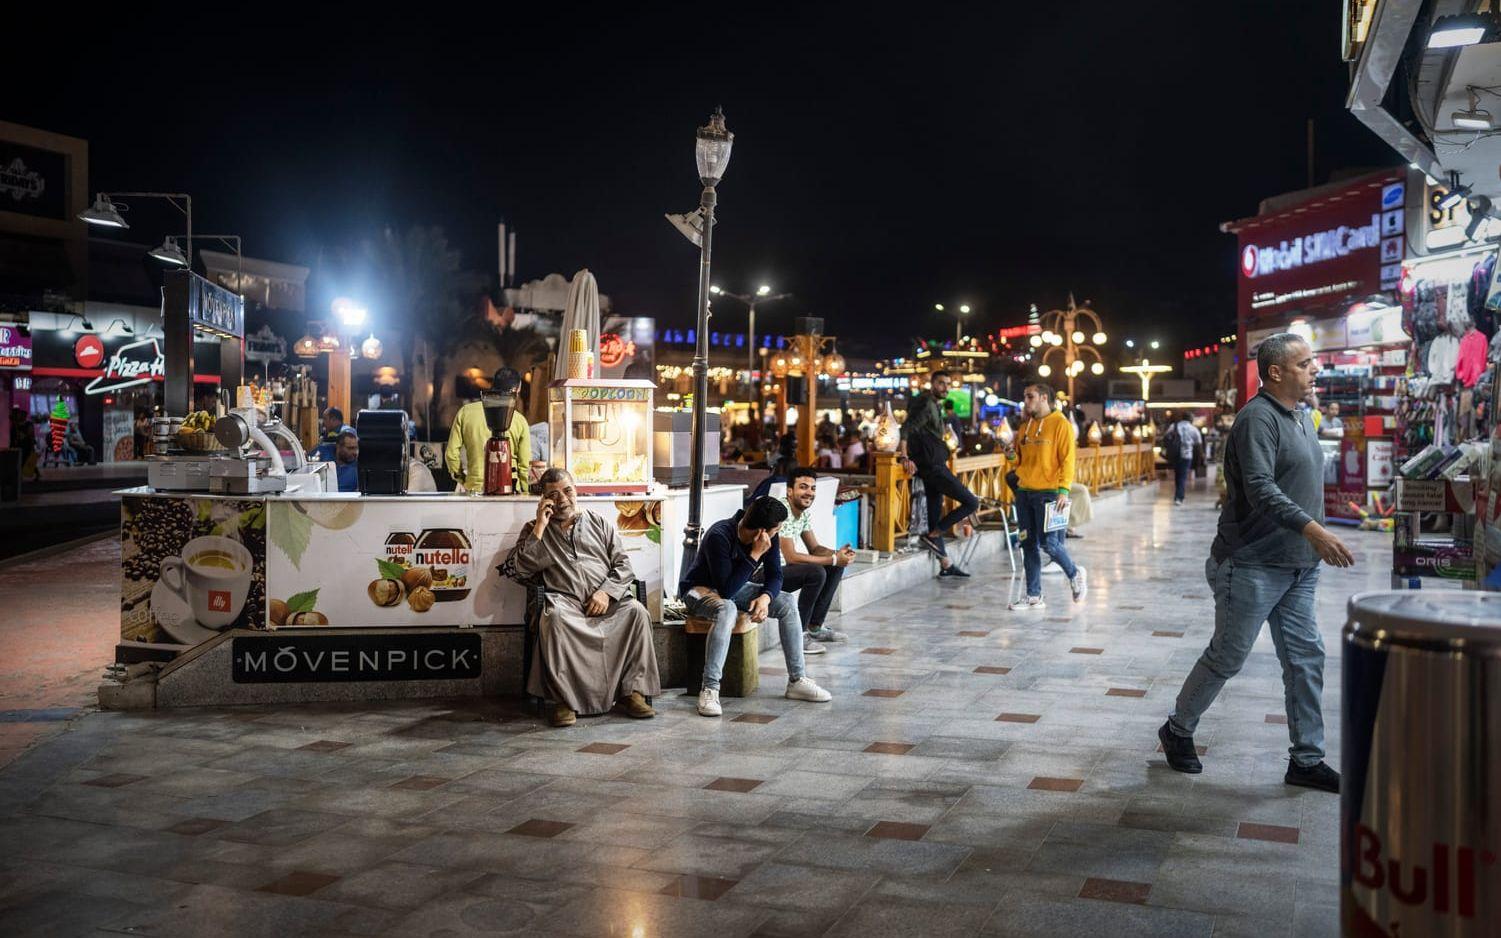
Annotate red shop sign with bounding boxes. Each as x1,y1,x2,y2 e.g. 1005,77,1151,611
74,334,105,369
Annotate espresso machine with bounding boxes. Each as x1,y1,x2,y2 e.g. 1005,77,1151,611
481,386,517,496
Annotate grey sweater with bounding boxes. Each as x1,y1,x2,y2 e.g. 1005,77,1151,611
1212,391,1325,567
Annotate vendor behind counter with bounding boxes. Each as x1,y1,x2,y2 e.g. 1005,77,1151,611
446,368,531,494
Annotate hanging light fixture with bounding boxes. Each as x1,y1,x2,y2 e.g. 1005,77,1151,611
148,236,188,267
293,334,320,358
361,334,383,360
78,193,128,228
823,352,845,377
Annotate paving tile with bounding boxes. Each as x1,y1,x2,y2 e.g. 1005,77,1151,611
1154,742,1209,756
1106,687,1148,697
1027,777,1084,792
297,740,351,752
706,777,766,793
1152,630,1185,638
865,820,929,841
1078,876,1152,904
973,666,1012,674
862,689,904,698
862,742,916,755
1236,821,1299,844
996,713,1040,723
825,896,995,937
1069,647,1104,655
861,647,898,655
390,774,449,791
732,713,779,724
578,742,631,754
659,873,739,900
81,772,145,788
958,630,991,637
256,869,341,897
166,817,231,836
1265,714,1288,725
507,818,574,838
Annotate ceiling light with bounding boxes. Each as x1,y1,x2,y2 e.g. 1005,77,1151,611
1427,13,1495,49
78,193,128,228
148,236,188,267
1452,90,1493,130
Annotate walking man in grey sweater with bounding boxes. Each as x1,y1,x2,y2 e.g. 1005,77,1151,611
1159,333,1353,793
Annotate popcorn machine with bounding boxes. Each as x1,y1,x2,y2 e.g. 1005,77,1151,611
547,378,654,494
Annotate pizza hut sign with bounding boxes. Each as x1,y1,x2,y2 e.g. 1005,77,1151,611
84,337,166,395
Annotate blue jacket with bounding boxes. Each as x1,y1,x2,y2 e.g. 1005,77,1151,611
679,509,782,600
336,461,359,492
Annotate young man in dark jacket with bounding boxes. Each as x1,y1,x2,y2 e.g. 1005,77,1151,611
680,496,833,717
898,370,980,577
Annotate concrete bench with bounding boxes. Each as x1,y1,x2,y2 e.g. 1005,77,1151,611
683,612,760,697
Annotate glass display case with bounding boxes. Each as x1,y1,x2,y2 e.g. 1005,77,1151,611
547,378,655,494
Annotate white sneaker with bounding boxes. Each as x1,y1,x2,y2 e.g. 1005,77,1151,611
808,627,848,643
1070,566,1088,604
697,687,722,717
785,677,832,702
1008,596,1045,611
802,635,827,655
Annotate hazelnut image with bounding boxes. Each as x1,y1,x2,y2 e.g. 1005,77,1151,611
269,599,288,626
368,578,403,607
401,567,434,592
407,586,436,613
287,610,329,625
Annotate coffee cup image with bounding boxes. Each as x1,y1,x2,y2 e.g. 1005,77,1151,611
160,535,253,629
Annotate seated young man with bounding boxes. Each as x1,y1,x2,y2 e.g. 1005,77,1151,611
503,468,661,727
681,495,833,717
778,468,855,648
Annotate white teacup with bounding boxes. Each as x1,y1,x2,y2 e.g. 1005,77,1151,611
161,535,253,629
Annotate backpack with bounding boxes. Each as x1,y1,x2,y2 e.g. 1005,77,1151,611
1162,422,1182,457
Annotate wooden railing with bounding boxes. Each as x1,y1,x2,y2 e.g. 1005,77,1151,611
870,443,1158,551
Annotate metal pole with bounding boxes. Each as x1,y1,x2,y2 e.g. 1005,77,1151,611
747,300,756,424
682,185,716,574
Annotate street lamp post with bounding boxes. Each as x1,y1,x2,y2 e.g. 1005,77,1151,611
1035,294,1108,400
934,303,972,343
710,283,790,424
675,108,734,574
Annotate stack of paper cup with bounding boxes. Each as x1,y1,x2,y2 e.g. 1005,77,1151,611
567,330,591,378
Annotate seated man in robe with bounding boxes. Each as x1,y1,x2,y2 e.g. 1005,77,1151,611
502,468,661,727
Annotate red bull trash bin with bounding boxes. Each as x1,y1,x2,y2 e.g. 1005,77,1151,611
1342,592,1501,937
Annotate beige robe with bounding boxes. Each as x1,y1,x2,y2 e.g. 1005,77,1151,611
504,510,661,714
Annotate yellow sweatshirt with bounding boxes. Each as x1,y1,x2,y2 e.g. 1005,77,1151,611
1014,410,1076,493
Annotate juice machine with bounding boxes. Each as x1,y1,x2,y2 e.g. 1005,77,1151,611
547,378,654,494
481,384,517,495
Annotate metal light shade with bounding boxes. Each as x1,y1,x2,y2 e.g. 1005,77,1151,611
79,193,128,228
293,335,320,358
148,236,189,267
317,333,341,353
361,334,383,360
695,107,734,184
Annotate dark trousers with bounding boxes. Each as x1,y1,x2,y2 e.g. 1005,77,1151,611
1173,457,1192,502
781,562,846,631
917,462,980,556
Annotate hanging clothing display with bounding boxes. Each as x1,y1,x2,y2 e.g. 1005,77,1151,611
1428,332,1460,384
1457,328,1490,388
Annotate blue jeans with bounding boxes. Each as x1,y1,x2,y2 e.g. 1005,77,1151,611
684,582,806,691
1169,557,1325,767
1014,489,1077,598
1173,457,1192,501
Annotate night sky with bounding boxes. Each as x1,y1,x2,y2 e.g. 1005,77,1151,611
15,4,1397,359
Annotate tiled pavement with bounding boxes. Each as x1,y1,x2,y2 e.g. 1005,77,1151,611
0,480,1394,937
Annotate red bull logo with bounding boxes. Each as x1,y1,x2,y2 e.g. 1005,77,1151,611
1348,821,1496,926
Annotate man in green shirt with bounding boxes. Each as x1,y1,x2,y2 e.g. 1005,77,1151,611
445,368,531,493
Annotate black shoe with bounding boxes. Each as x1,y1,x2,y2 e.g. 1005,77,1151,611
1285,761,1339,793
1158,720,1202,774
939,565,971,578
918,532,946,558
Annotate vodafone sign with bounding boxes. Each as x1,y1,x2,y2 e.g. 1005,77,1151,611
74,334,105,369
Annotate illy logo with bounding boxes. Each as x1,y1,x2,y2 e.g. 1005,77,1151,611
209,590,232,612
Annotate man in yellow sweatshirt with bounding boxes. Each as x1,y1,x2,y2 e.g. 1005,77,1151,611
1007,382,1086,609
445,369,531,494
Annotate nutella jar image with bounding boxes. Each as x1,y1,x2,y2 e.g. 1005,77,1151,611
413,528,473,602
384,532,416,568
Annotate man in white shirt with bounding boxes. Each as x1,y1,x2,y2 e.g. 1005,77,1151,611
1167,413,1203,506
778,468,856,649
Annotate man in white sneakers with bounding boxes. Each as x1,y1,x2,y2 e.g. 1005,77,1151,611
680,496,833,717
1005,383,1087,611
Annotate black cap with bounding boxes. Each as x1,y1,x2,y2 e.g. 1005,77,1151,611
492,368,522,393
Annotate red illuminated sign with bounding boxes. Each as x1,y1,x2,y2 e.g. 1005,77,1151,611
74,334,104,368
995,324,1039,340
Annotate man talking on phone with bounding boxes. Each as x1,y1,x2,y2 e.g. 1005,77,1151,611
680,495,833,717
777,467,856,648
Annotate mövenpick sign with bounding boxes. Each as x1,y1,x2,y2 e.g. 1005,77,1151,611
1241,215,1383,279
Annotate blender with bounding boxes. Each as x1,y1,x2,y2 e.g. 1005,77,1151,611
481,384,517,496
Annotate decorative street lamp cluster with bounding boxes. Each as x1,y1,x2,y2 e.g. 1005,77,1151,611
1030,294,1108,399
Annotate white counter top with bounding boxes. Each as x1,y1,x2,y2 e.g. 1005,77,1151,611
115,484,747,503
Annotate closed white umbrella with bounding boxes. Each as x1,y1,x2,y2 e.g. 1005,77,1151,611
556,268,600,378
